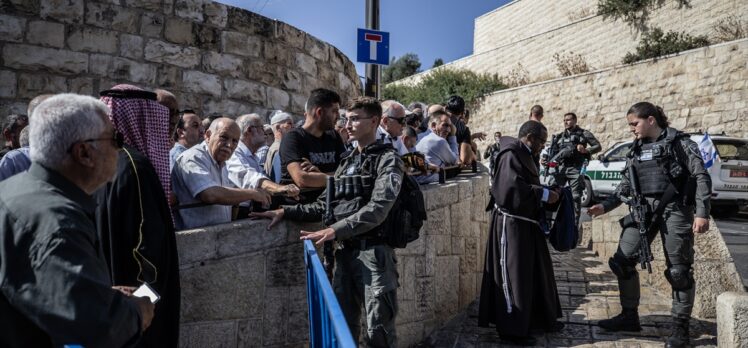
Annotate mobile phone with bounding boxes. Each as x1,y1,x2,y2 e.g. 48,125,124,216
133,283,160,304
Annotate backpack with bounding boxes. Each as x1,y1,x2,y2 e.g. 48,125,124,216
548,187,579,252
368,148,427,248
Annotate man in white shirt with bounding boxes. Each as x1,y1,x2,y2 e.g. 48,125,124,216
171,118,271,230
227,114,299,215
170,110,203,171
377,100,409,155
416,111,459,170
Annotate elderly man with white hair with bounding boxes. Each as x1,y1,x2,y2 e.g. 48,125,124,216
377,100,410,155
0,93,154,347
172,117,272,229
227,114,300,215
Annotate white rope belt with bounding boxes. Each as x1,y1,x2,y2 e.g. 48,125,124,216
496,205,541,314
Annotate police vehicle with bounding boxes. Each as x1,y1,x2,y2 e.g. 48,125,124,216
542,134,748,217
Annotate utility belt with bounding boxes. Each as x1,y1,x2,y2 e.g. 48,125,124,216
341,231,387,250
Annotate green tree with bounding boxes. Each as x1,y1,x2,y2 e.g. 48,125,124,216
623,27,709,64
598,0,690,31
383,68,506,108
382,53,422,84
432,58,444,68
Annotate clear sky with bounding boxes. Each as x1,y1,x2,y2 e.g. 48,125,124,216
218,0,511,81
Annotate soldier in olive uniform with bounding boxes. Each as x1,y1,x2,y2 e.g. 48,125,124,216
252,97,404,347
546,112,601,225
588,102,711,348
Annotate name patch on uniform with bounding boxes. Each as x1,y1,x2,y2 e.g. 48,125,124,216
640,149,653,161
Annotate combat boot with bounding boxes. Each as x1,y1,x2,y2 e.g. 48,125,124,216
665,318,691,348
598,308,641,332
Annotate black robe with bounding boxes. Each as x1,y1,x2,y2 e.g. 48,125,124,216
95,146,180,347
478,137,561,336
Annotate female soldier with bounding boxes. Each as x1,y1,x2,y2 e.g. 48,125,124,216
588,102,711,348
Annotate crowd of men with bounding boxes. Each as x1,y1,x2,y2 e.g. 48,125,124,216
0,84,710,348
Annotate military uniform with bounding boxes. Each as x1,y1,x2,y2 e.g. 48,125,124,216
549,126,601,224
599,127,711,347
283,142,404,347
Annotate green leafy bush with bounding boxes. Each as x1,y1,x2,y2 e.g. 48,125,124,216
622,27,709,64
598,0,690,31
382,68,506,107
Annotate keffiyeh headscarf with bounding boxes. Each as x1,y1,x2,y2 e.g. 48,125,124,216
100,84,172,202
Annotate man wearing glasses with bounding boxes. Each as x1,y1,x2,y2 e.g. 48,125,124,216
0,94,154,347
377,100,410,155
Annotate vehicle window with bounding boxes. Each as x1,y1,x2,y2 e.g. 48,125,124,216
607,143,632,161
714,140,748,161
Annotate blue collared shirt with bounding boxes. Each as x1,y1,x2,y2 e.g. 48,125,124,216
0,147,31,181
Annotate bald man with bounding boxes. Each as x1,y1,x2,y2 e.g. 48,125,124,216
171,117,271,230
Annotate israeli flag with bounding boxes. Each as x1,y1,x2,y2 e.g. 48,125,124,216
699,132,718,169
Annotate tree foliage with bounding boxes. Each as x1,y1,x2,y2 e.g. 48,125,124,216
623,27,709,64
597,0,690,31
382,53,421,84
432,58,444,68
382,68,506,107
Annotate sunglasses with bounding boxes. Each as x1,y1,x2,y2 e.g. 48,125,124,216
391,117,406,125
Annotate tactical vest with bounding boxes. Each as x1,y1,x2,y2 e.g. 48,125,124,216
555,127,589,166
629,128,689,197
332,144,425,248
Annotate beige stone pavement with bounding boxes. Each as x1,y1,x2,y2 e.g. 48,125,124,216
417,248,717,347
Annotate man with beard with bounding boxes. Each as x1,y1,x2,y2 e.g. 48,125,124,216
95,85,181,347
279,88,346,204
478,121,563,346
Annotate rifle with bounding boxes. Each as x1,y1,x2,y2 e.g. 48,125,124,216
626,165,654,273
322,176,336,280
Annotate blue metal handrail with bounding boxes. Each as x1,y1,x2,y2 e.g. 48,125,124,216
304,240,356,348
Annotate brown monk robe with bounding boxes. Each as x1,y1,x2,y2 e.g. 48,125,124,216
478,122,562,345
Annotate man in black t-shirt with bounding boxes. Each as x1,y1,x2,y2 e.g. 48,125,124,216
279,88,346,203
445,95,474,165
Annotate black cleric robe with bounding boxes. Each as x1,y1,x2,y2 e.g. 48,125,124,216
478,136,561,336
95,146,180,347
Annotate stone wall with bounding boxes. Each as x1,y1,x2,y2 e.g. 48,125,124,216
394,0,746,86
469,39,748,155
580,206,745,319
717,292,748,347
175,171,490,347
0,0,360,126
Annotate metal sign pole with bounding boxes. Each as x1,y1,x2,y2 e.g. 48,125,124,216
365,0,380,99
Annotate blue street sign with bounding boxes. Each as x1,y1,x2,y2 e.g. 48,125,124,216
357,28,389,65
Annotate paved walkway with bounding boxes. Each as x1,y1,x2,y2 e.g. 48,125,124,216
417,248,717,347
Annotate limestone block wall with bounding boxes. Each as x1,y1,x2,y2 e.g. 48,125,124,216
395,0,746,87
580,206,745,319
0,0,360,126
469,39,748,156
175,171,490,347
716,292,748,347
